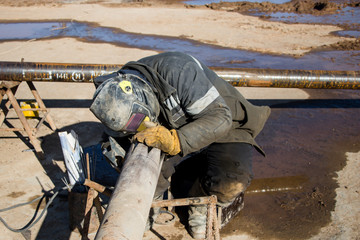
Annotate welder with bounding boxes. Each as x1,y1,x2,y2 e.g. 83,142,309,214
90,51,270,239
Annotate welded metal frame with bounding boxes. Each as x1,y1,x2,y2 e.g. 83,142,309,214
83,178,221,240
151,195,221,240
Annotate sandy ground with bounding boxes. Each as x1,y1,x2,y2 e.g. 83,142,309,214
0,2,351,56
0,1,359,240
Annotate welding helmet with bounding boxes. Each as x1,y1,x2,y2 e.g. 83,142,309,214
90,71,160,136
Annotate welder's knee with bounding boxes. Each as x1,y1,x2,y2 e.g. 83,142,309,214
201,142,253,205
202,172,251,205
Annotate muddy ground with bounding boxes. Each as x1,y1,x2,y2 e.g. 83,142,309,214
0,0,359,240
0,0,359,54
204,0,360,51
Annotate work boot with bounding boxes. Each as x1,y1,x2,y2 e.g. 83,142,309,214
188,204,207,239
145,206,161,231
145,194,163,231
220,192,245,228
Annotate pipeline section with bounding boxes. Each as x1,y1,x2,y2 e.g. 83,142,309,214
94,143,163,240
0,61,359,89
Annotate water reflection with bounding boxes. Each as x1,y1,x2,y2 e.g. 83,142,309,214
0,21,359,70
246,175,308,194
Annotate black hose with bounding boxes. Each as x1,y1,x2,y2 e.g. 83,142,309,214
0,187,67,233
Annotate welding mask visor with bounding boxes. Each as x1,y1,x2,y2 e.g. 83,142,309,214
90,72,159,136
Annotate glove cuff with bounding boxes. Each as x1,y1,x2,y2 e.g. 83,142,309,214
169,129,181,155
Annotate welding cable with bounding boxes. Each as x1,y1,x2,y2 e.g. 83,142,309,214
0,186,67,233
153,210,176,225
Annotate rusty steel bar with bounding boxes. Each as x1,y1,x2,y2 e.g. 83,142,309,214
95,143,163,240
83,179,112,198
151,195,217,208
0,61,359,89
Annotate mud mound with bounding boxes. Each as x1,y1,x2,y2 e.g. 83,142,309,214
204,0,360,52
205,0,355,15
329,38,360,50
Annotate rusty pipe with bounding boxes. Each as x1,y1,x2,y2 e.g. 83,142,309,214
95,143,163,240
0,61,359,89
0,61,119,82
215,69,360,89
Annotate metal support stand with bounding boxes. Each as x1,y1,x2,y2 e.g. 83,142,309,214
83,179,221,240
81,154,104,240
0,80,57,158
152,196,221,240
81,188,104,240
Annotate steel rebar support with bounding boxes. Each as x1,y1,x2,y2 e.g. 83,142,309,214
0,61,359,89
94,143,163,240
151,195,220,240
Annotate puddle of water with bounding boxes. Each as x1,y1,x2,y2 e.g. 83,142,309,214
0,21,359,71
245,175,308,194
184,0,290,5
0,22,65,40
169,89,360,239
221,88,360,239
334,30,360,38
252,7,360,37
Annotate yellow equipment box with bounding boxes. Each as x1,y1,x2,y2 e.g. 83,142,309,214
20,101,39,118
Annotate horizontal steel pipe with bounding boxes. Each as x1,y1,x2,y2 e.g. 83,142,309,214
216,69,360,89
0,61,119,83
0,61,359,89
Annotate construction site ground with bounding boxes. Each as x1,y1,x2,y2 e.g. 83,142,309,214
0,0,359,240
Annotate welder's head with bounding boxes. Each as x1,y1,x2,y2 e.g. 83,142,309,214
90,71,160,136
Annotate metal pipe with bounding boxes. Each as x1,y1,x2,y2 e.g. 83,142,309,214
0,61,359,89
216,69,360,89
0,61,119,82
95,143,163,240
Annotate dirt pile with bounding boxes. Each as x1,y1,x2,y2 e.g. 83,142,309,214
204,0,358,15
329,38,360,51
204,0,360,52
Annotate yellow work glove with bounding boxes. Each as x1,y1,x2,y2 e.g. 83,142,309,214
134,126,181,156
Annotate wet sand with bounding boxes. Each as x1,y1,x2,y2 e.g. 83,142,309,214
0,2,351,56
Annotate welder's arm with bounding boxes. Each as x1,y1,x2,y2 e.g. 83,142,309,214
134,99,231,157
176,97,232,156
172,60,232,156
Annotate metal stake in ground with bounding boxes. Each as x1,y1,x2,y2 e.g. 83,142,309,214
95,143,164,240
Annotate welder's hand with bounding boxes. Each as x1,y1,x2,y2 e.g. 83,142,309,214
134,126,181,155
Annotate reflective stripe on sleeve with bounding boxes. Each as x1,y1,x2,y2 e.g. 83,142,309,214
190,55,204,70
164,95,179,111
186,86,220,115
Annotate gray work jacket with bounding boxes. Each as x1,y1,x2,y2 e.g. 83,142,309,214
122,52,271,156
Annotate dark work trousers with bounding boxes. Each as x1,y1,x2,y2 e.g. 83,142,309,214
154,142,254,206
